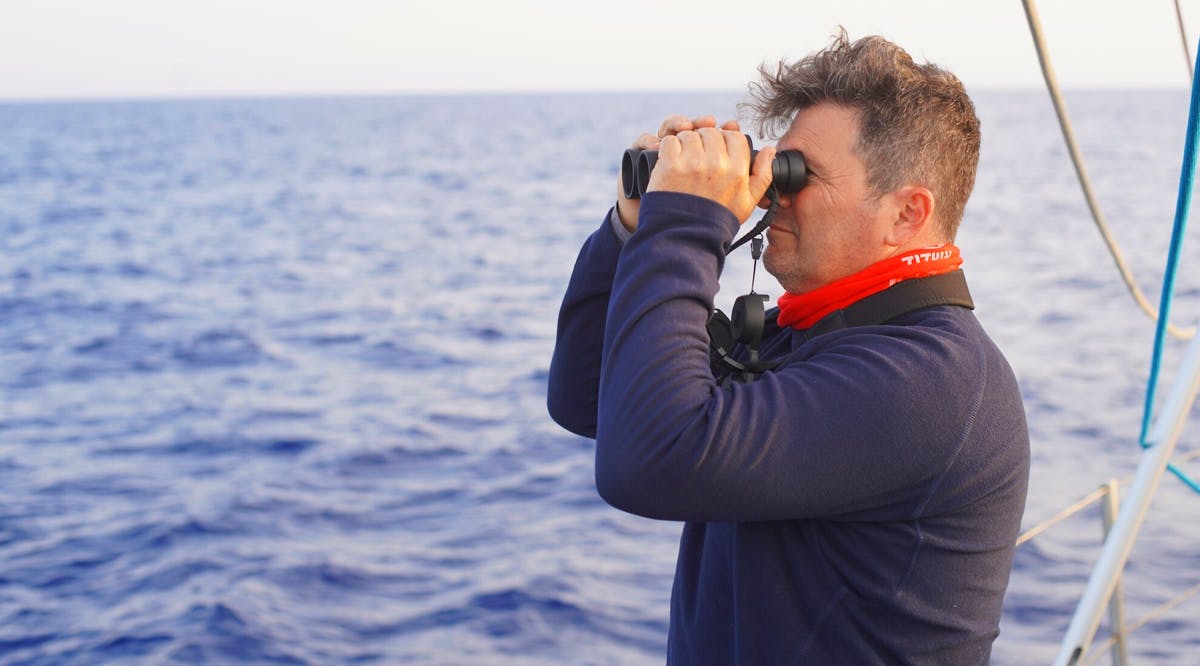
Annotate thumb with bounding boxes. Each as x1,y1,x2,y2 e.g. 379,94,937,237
748,146,777,202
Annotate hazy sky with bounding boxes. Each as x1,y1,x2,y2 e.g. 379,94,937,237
1,0,1197,100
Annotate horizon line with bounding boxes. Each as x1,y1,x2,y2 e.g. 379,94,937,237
0,84,1192,106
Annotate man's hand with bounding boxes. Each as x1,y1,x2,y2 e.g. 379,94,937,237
644,123,776,224
616,115,748,232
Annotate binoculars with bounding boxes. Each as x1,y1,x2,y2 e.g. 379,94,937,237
621,134,807,200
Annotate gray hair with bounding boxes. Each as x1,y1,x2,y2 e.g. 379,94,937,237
744,29,980,239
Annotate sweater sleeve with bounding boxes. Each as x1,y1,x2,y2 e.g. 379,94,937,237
595,192,1002,523
546,209,627,437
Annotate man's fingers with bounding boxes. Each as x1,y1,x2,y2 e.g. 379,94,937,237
658,133,683,159
658,114,693,138
673,130,704,164
658,114,722,138
648,120,771,223
720,129,750,162
632,132,660,151
748,146,778,201
697,127,728,157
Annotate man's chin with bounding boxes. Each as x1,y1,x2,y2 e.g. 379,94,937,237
760,254,789,286
761,255,809,294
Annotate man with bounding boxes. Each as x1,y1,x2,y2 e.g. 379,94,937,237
548,31,1029,664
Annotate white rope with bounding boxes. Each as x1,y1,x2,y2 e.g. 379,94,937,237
1016,485,1109,546
1015,449,1200,547
1084,580,1200,664
1018,449,1200,663
1020,0,1195,339
1177,0,1194,78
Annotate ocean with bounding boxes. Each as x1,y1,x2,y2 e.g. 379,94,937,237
2,90,1199,664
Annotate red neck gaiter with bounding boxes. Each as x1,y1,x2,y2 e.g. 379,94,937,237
776,244,962,330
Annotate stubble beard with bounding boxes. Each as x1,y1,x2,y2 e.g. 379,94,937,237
762,244,805,294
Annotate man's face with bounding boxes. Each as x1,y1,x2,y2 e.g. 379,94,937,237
763,103,894,294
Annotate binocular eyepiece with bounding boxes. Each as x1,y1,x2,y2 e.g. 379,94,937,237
621,134,807,200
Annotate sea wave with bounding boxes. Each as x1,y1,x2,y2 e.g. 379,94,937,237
2,91,1200,664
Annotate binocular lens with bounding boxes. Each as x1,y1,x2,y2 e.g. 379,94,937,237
635,151,658,200
620,136,806,200
621,149,640,201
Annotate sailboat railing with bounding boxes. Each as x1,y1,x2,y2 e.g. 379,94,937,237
1050,322,1200,665
1016,448,1200,664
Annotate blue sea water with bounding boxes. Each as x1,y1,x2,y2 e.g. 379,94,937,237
2,90,1200,664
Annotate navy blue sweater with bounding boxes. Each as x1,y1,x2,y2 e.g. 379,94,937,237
548,193,1030,664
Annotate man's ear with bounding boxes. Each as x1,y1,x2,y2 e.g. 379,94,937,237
884,185,935,247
